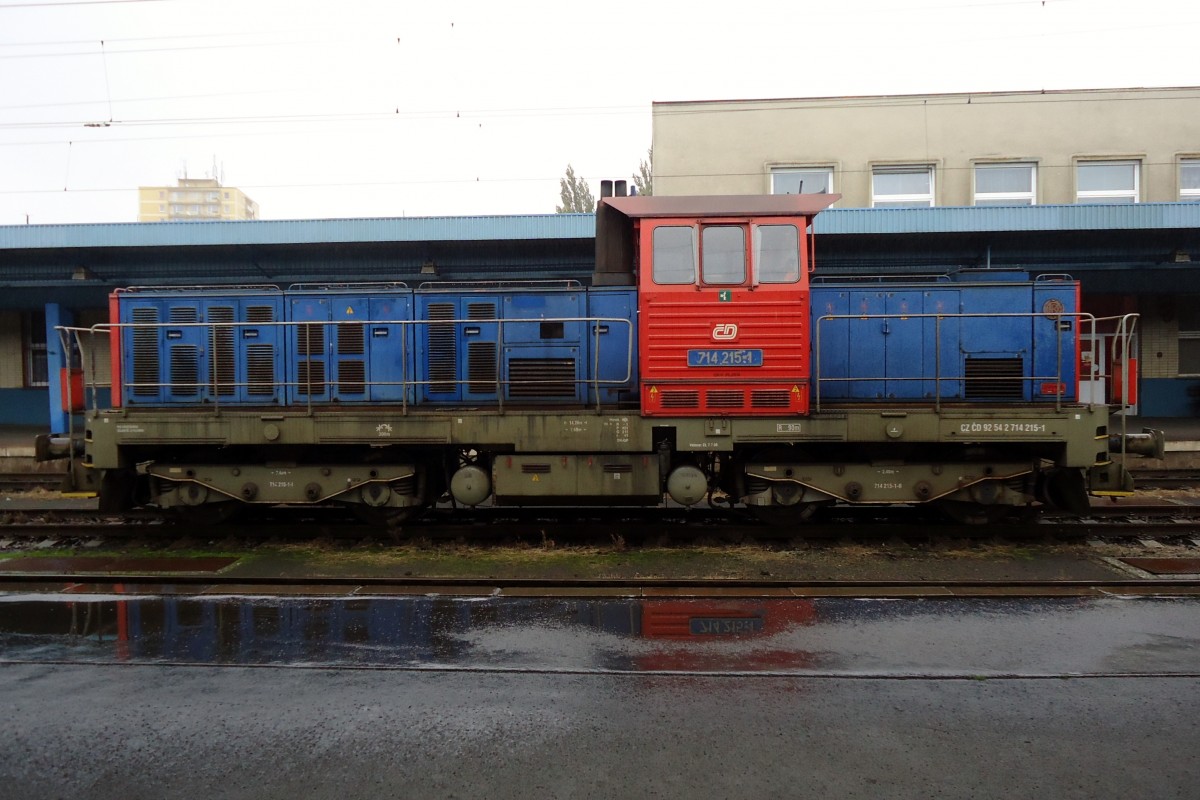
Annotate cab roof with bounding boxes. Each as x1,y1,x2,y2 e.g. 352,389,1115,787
601,193,841,219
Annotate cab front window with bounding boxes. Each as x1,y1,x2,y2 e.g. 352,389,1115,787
652,226,696,285
755,224,800,283
701,225,746,285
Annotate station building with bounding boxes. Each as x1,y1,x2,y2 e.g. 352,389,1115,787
0,86,1198,427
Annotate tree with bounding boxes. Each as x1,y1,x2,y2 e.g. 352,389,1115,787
632,148,652,196
555,164,594,213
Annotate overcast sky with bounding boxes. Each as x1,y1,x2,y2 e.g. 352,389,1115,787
1,0,1197,225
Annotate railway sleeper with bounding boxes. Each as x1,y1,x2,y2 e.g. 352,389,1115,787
143,463,421,509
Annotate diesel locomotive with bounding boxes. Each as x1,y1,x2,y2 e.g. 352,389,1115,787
41,191,1163,525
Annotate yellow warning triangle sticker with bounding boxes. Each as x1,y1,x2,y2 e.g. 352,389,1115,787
649,386,658,396
791,385,800,394
532,474,540,482
345,306,355,315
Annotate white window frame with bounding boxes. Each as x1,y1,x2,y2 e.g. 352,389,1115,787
770,166,835,196
23,311,48,388
1076,159,1140,204
973,162,1037,206
871,165,935,208
1180,158,1200,202
1179,296,1200,376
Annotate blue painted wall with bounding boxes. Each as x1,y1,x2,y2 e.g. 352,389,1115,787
0,388,112,429
0,389,51,426
1139,379,1200,417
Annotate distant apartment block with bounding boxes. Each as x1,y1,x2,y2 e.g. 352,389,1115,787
138,178,259,222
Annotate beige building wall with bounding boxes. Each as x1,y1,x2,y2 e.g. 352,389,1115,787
653,87,1200,206
0,311,25,388
76,309,112,385
138,177,259,222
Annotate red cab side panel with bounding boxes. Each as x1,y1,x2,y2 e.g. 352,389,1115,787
637,216,812,417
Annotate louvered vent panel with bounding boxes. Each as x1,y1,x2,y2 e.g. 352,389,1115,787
661,390,700,409
468,342,499,393
209,306,236,396
427,303,456,394
467,302,496,321
751,390,792,408
706,390,745,409
297,323,324,356
338,360,366,394
246,344,275,396
507,358,575,398
130,307,160,397
337,323,365,355
520,463,551,474
246,306,275,323
169,345,199,395
169,306,198,323
964,358,1024,400
604,464,633,474
296,361,326,396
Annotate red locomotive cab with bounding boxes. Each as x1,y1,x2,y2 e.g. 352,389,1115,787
600,194,839,417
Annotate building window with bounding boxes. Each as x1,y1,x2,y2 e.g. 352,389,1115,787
1180,299,1200,375
872,165,934,208
974,163,1036,206
1181,159,1200,202
24,311,48,388
771,167,833,195
1076,160,1139,204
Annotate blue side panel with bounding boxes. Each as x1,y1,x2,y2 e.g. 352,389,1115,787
501,291,585,404
367,294,414,403
287,289,415,405
1032,281,1079,401
120,293,285,406
287,294,333,404
586,288,638,405
415,293,501,403
811,275,1078,403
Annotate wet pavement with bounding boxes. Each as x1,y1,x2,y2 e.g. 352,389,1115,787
1,593,1199,676
1,594,1197,798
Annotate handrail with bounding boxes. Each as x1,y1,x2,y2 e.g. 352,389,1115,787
56,314,635,414
416,280,583,291
813,310,1098,413
114,284,282,294
287,282,410,291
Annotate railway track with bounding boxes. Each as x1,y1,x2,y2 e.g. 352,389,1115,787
0,570,1197,598
0,472,65,491
3,504,1200,546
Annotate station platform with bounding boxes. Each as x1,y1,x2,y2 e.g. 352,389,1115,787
1,416,1197,472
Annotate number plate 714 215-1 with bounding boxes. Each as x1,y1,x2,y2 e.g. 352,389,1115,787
686,349,763,367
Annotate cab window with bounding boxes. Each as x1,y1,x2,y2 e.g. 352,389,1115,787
755,224,800,283
652,226,696,285
701,225,745,285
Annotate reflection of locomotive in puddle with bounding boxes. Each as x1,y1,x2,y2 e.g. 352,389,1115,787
635,600,819,671
0,593,820,672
